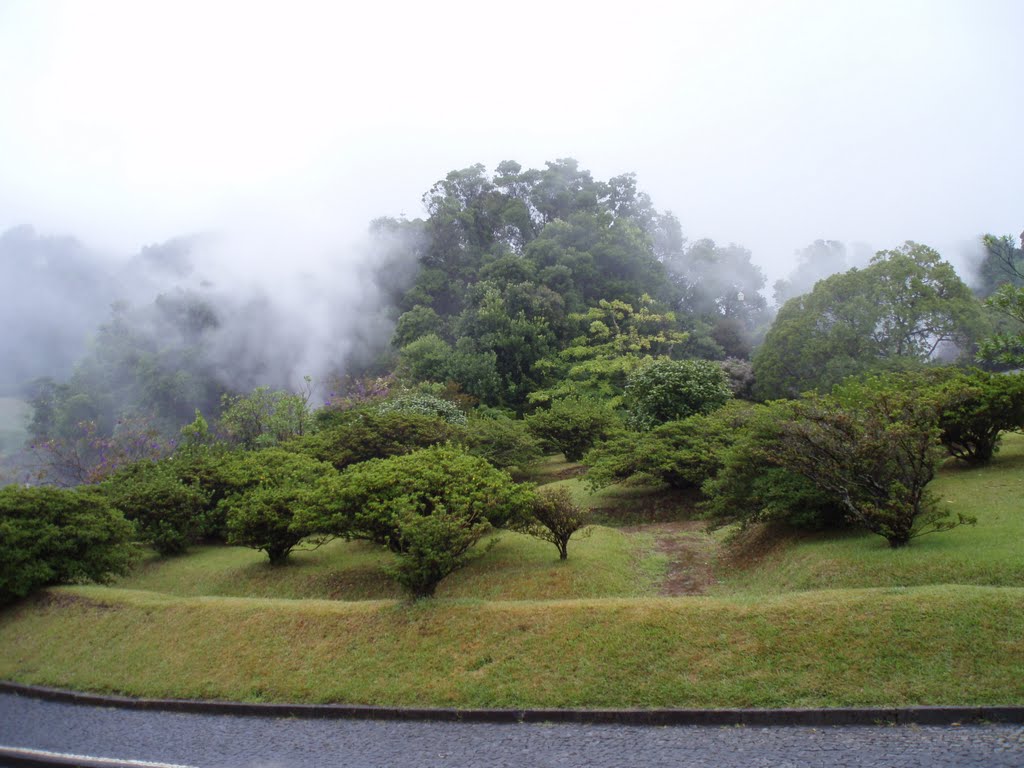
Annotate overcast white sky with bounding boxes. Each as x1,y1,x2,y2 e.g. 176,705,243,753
0,0,1021,282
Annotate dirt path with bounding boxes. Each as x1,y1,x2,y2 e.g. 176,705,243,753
626,521,719,596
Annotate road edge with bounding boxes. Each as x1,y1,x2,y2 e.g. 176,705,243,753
2,680,1023,727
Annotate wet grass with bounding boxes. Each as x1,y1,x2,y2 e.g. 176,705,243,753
1,584,1020,708
2,433,1023,708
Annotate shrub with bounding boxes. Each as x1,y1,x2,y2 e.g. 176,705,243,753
389,510,493,598
623,359,732,430
103,460,210,555
300,445,533,552
932,370,1024,465
586,400,754,490
525,397,620,462
775,386,974,547
516,485,591,560
462,415,543,473
299,445,532,595
0,485,136,603
291,410,464,471
700,402,842,531
218,449,337,564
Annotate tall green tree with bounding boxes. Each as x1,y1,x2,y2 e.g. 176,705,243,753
754,242,986,399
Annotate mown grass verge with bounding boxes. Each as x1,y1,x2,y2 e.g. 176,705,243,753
1,584,1021,708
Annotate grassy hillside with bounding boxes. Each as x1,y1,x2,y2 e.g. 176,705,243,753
1,432,1022,708
2,585,1021,708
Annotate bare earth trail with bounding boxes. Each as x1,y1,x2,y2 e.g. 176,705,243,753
625,521,720,596
1,693,1022,768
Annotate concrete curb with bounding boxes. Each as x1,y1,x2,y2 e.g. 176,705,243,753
3,681,1023,727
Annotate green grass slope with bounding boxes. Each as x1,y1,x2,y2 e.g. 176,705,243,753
1,431,1023,708
1,585,1020,708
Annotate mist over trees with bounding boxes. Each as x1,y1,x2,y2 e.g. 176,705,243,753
0,158,1016,493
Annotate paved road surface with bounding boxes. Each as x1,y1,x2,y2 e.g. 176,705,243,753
1,692,1022,767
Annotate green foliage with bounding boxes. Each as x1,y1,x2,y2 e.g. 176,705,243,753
219,382,312,448
388,510,494,598
700,401,844,531
530,297,688,405
971,233,1024,299
164,443,238,541
624,358,732,430
776,383,975,547
219,449,337,564
0,485,136,603
934,370,1024,464
978,283,1024,366
26,292,227,447
292,410,464,470
663,238,770,356
392,305,447,348
462,414,544,472
754,242,986,399
377,392,468,425
514,485,591,560
973,234,1024,366
299,444,534,555
103,460,210,555
525,396,620,462
586,400,753,490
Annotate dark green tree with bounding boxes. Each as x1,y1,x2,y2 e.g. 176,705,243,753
0,485,136,603
218,449,337,564
525,397,621,462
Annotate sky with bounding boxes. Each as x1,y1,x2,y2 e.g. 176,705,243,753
1,0,1022,283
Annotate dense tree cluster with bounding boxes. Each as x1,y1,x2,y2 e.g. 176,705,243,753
3,160,1017,601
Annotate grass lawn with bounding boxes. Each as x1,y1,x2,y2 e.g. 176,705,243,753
115,527,665,602
1,585,1020,708
1,432,1022,708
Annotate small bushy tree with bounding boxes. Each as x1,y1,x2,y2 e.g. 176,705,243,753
300,445,532,596
517,485,591,560
291,410,464,471
932,370,1024,465
103,460,209,555
377,392,468,425
389,510,493,598
0,486,136,603
300,445,533,554
462,414,543,473
525,397,619,461
219,449,337,564
699,402,841,531
219,382,312,448
586,400,754,490
776,385,975,547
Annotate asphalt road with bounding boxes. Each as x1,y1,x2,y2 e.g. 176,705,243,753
1,692,1022,768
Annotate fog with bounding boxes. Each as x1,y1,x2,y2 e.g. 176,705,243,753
1,0,1021,393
